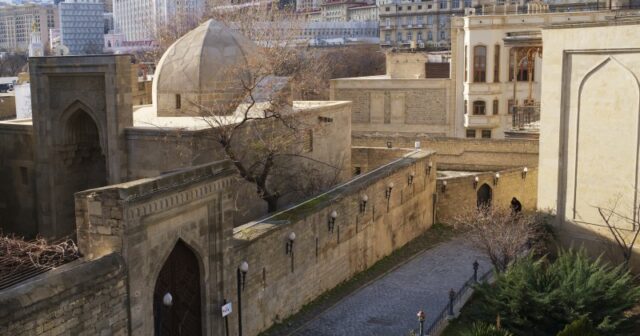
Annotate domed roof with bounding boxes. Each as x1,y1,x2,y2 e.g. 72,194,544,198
152,19,258,116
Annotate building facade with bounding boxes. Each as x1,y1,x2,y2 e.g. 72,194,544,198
59,0,105,55
0,3,58,52
450,9,618,139
536,15,640,268
113,0,204,41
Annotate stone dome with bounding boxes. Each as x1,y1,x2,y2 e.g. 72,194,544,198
152,19,258,116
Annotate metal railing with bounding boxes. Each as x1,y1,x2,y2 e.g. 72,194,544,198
422,269,493,336
511,104,540,130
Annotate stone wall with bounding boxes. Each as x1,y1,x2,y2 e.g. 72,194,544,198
0,253,128,336
330,77,454,136
436,167,538,223
351,146,415,175
227,150,436,336
353,134,539,171
0,119,36,237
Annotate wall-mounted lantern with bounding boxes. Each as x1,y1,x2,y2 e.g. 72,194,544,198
441,180,447,193
494,172,500,186
408,171,416,185
522,167,528,179
328,210,338,233
386,141,393,148
360,195,368,213
385,182,394,199
286,232,296,255
427,161,433,175
473,176,479,189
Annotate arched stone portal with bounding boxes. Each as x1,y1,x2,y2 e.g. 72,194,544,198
153,240,203,336
56,107,107,237
477,183,492,209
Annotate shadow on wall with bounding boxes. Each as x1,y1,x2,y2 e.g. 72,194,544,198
436,166,537,223
554,219,640,273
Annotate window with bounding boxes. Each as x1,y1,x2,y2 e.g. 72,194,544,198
397,31,403,41
385,6,390,11
493,45,500,82
509,51,535,82
439,0,447,9
481,130,492,139
385,32,391,41
408,5,412,10
452,0,460,8
175,94,181,109
417,32,423,40
418,5,422,9
428,31,433,41
493,99,499,115
303,129,313,152
508,99,517,114
354,166,362,175
385,18,391,26
407,31,413,41
464,45,468,82
440,30,445,40
466,129,476,138
473,101,486,115
398,6,402,10
473,46,487,82
427,15,434,25
464,100,468,115
20,166,28,185
464,0,472,7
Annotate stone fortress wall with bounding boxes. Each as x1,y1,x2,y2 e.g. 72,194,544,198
436,167,538,223
352,134,538,171
226,150,436,336
0,254,128,336
0,150,436,336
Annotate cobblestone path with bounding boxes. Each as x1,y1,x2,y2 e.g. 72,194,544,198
293,237,490,336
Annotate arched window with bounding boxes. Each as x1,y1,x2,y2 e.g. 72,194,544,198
473,101,486,115
473,45,487,82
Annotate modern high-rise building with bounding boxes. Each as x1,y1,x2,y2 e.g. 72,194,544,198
0,3,58,53
113,0,204,42
59,0,104,55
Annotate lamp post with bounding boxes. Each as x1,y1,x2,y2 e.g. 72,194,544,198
417,310,426,336
155,292,173,336
448,289,456,317
286,232,296,272
493,172,500,186
522,167,528,179
360,195,368,213
408,171,415,185
473,260,479,282
385,182,394,199
427,161,433,175
441,180,447,193
473,176,479,189
328,210,337,233
237,261,248,336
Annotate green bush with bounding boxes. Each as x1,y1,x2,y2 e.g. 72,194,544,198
460,322,513,336
470,249,640,335
556,316,599,336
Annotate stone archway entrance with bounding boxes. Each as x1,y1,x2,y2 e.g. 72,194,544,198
477,183,492,209
153,240,203,336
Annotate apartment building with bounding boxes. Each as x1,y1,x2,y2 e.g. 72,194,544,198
59,0,104,54
0,3,58,52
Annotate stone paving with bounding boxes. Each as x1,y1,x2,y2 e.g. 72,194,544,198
293,237,490,336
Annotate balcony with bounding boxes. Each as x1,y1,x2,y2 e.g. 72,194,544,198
505,103,540,139
381,25,395,30
465,114,501,128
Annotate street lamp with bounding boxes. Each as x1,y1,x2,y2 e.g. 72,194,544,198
522,167,528,179
360,195,368,213
162,292,173,307
328,210,338,233
448,289,456,317
427,161,433,175
473,176,479,189
286,232,296,272
155,292,173,336
441,180,447,193
237,261,249,336
417,310,426,336
493,172,500,186
408,171,416,185
385,182,394,199
473,260,479,282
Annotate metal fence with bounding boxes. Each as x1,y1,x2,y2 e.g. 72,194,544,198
422,269,493,336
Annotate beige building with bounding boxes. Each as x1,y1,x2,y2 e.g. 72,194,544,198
331,51,457,138
537,15,640,266
450,9,618,139
0,3,58,53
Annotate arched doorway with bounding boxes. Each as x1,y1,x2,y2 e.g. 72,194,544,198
477,183,492,209
58,108,107,236
153,240,203,336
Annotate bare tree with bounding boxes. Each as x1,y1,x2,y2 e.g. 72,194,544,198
596,197,640,267
452,206,550,272
149,7,344,213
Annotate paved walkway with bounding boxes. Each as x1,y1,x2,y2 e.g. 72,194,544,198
292,237,490,336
